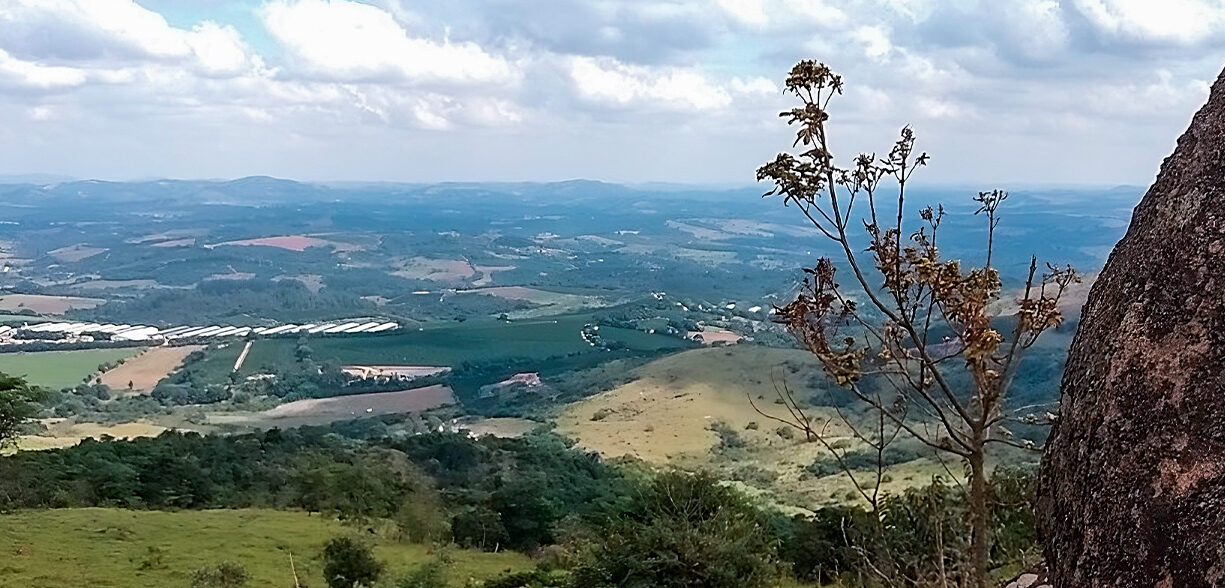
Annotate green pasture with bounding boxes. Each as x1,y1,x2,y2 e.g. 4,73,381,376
0,508,531,588
0,348,142,390
236,314,691,374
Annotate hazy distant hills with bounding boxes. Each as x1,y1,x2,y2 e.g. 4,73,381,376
0,175,1144,211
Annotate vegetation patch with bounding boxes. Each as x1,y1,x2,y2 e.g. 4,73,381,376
47,244,108,262
454,286,602,315
211,235,359,252
18,419,170,451
0,295,105,315
99,345,204,395
249,385,454,422
0,508,531,588
392,257,476,281
235,315,685,371
0,348,141,390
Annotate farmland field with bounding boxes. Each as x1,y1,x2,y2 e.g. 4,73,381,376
234,314,691,374
209,386,457,429
0,314,46,324
456,286,600,312
0,348,142,390
0,508,531,588
99,345,204,394
48,244,108,262
0,294,106,315
18,420,170,451
212,235,361,252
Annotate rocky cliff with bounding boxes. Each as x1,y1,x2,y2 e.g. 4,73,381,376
1038,65,1225,586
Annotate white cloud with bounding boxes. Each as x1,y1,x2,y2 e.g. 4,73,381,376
716,0,769,27
853,26,894,61
261,0,514,85
186,22,253,78
0,0,187,60
729,76,776,95
0,0,1222,185
566,56,742,111
1074,0,1225,44
0,0,257,82
0,48,86,90
27,105,56,121
1002,0,1069,59
779,0,848,26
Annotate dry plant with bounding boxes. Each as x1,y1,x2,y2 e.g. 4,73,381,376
751,60,1078,588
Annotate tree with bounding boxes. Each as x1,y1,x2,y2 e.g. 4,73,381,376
0,373,43,448
295,337,314,362
570,471,778,588
322,537,383,588
752,60,1076,588
190,561,250,588
394,559,447,588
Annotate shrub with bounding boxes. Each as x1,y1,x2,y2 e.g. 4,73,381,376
395,560,447,588
570,471,778,588
190,561,250,588
321,537,383,588
451,505,509,551
479,569,570,588
395,492,451,545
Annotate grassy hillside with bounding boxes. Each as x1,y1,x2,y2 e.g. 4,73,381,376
0,348,142,390
556,345,1038,510
0,508,531,588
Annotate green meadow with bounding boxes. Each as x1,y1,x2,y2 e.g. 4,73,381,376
0,508,532,588
0,348,142,390
233,314,691,375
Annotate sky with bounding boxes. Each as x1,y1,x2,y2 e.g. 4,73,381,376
0,0,1223,186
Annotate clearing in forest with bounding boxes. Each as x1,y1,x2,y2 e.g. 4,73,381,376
264,385,455,419
47,244,108,262
212,235,361,252
18,419,170,451
0,294,105,314
209,386,457,429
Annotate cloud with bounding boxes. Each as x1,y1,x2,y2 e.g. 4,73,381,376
261,0,514,85
0,49,87,90
779,0,848,26
186,22,253,78
717,0,769,27
853,26,893,61
0,0,190,61
1073,0,1225,45
0,0,258,82
397,0,719,65
566,56,774,111
0,0,1221,185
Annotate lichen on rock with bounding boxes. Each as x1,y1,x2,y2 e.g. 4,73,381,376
1038,63,1225,586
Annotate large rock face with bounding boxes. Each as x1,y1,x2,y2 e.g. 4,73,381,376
1038,65,1225,586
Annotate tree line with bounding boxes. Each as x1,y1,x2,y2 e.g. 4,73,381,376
0,423,1039,587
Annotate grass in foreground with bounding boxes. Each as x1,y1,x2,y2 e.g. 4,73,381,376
0,508,531,588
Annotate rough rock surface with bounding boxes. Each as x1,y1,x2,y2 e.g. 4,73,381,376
1038,64,1225,586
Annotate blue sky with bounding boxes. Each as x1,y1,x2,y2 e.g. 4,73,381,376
0,0,1223,185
